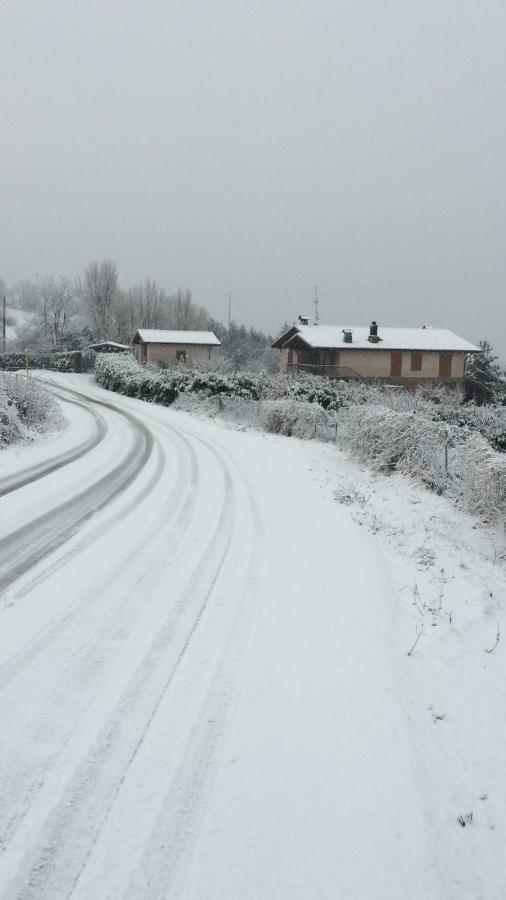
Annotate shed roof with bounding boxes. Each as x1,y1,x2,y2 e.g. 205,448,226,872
273,325,480,353
89,340,130,351
133,329,221,346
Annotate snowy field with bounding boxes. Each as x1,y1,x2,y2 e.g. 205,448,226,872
0,372,504,899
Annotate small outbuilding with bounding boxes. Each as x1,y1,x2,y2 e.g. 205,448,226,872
132,329,221,366
89,341,130,353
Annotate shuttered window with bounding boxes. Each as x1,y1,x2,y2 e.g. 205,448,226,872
411,352,422,371
390,352,402,377
439,352,452,378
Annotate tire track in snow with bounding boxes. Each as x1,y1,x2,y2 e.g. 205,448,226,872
0,399,153,593
0,398,106,498
131,431,264,900
0,436,237,900
0,426,201,855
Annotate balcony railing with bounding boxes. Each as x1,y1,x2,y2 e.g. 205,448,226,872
286,362,363,380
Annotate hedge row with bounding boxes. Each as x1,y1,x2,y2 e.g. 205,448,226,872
94,355,506,518
95,354,506,450
0,350,83,372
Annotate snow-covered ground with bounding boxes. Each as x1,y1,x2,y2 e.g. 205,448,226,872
0,372,504,899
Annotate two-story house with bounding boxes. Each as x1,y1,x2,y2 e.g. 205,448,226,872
272,319,480,390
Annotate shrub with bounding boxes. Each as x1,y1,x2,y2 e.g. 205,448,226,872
0,350,81,372
95,355,506,519
260,399,334,438
95,354,178,406
0,372,65,448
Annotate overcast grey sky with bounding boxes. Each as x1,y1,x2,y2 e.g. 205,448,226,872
1,1,505,354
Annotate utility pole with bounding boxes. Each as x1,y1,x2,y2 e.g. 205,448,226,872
227,291,232,329
313,286,320,325
2,295,5,353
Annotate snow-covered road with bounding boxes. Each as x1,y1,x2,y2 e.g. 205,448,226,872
0,374,478,898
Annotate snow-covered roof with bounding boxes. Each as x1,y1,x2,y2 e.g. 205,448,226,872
90,341,130,350
275,325,480,353
133,329,221,346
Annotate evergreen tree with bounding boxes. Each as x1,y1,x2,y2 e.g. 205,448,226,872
466,340,505,398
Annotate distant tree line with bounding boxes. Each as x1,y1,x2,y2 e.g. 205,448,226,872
2,259,278,372
3,262,503,385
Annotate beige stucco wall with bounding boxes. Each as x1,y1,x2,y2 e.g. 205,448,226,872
400,350,437,378
339,349,391,377
279,348,292,372
398,351,466,379
278,346,468,380
450,354,466,378
137,342,216,366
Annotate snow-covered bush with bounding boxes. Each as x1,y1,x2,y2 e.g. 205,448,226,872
448,434,506,519
260,399,334,439
338,407,462,492
0,350,81,372
95,354,506,518
0,372,65,448
338,404,506,518
0,392,22,446
95,354,178,405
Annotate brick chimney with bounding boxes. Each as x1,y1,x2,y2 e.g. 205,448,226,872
368,321,381,343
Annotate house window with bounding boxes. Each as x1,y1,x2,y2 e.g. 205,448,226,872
390,351,402,377
176,350,187,364
439,352,452,378
287,349,294,365
411,352,422,372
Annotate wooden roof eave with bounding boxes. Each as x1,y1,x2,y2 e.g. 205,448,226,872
272,326,300,349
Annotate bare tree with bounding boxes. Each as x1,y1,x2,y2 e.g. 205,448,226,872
125,279,163,329
164,288,208,330
37,276,76,347
139,279,163,327
79,258,118,340
112,290,138,344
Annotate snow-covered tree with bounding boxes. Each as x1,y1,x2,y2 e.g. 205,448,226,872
466,340,505,399
37,276,76,348
78,258,119,341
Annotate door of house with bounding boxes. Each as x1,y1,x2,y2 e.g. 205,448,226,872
390,351,402,377
439,352,452,378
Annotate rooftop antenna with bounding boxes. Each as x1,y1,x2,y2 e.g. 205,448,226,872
313,286,321,325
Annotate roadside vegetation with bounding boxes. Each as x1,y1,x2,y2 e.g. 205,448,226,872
1,260,277,372
2,258,504,390
0,372,64,449
95,354,506,520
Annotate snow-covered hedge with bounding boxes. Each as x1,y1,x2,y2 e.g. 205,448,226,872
337,405,506,518
0,372,65,448
95,355,506,518
95,354,178,405
0,350,81,372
